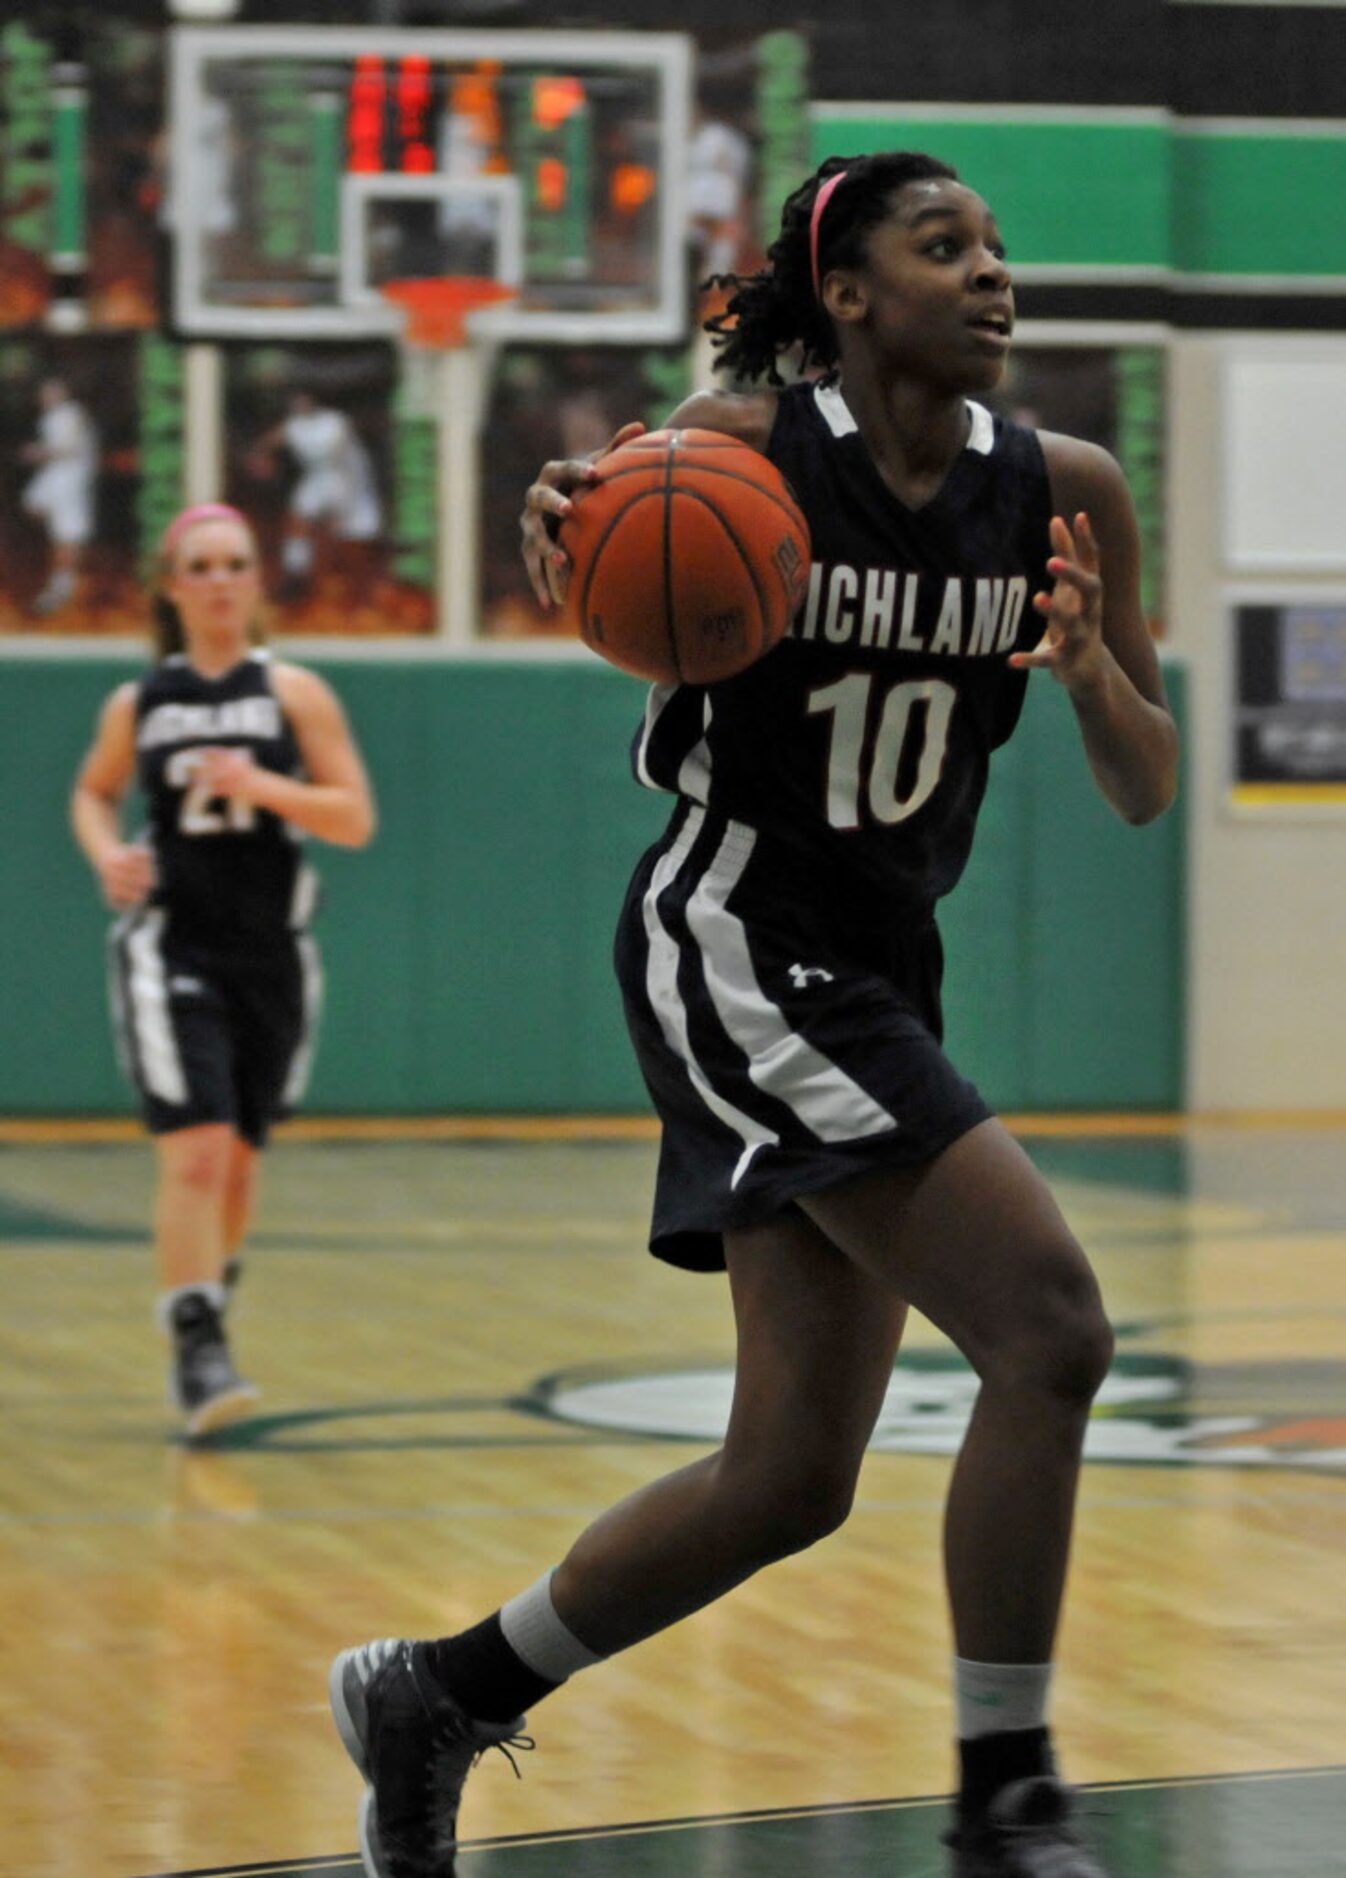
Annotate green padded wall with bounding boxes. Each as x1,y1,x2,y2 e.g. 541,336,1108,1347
0,657,1184,1115
811,110,1172,273
811,108,1346,285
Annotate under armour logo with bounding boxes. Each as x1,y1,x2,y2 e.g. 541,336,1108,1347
788,963,835,989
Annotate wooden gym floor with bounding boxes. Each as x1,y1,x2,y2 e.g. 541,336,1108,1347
1,1118,1344,1878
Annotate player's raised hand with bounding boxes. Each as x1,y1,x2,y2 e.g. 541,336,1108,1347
521,420,646,609
1009,512,1107,690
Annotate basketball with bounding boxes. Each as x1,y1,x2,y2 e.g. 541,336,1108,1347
560,428,811,685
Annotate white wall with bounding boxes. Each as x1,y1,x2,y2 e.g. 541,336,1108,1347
1168,334,1346,1109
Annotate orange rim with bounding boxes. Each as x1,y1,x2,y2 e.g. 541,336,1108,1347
377,275,517,347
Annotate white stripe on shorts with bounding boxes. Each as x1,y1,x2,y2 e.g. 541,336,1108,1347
643,807,779,1177
634,685,712,803
686,822,899,1143
288,855,320,931
281,933,324,1107
107,914,134,1083
634,684,677,790
123,909,188,1105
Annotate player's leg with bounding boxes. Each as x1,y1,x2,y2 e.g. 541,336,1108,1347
220,1135,260,1299
330,1210,906,1878
279,517,317,596
223,935,320,1301
800,1117,1113,1874
334,475,382,606
31,480,90,614
152,1121,235,1291
549,1206,907,1649
109,913,240,1296
111,924,264,1434
281,473,336,595
153,1123,260,1436
31,541,81,614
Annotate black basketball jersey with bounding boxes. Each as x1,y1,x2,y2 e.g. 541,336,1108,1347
134,649,317,948
633,381,1053,912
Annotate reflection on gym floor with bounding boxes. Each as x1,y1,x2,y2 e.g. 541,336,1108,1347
1,1123,1343,1878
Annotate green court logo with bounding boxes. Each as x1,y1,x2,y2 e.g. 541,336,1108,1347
534,1348,1346,1473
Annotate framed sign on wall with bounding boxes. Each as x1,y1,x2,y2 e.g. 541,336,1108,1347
1231,600,1346,811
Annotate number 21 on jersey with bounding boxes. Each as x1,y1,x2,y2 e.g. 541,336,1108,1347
807,674,956,829
165,746,257,835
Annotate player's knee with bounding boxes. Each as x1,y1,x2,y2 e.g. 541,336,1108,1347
224,1156,255,1209
985,1245,1114,1407
1043,1295,1114,1406
163,1130,233,1196
738,1454,860,1557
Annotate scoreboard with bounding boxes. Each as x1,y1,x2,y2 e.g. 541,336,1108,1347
170,27,692,342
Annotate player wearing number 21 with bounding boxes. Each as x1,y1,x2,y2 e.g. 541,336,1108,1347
329,154,1178,1878
71,504,375,1438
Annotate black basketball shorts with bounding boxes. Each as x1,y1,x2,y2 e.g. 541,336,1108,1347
107,908,322,1147
614,805,991,1272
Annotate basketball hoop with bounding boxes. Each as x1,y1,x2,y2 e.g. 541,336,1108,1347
377,275,518,351
376,275,518,646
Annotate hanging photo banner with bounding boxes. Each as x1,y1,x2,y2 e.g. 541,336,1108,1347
1,22,165,332
0,333,151,630
0,20,53,326
1231,602,1346,810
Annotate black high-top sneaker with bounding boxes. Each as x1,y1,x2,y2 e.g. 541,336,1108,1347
947,1776,1110,1876
167,1289,259,1437
330,1638,531,1878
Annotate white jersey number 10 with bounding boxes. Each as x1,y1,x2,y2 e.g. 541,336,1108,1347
806,675,957,830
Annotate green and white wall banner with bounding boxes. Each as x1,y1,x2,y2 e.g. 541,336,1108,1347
811,103,1346,320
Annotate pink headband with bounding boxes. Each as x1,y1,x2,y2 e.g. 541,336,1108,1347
809,170,850,301
160,503,249,557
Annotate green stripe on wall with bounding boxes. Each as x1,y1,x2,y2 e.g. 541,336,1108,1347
810,114,1171,270
1173,127,1346,276
812,109,1346,282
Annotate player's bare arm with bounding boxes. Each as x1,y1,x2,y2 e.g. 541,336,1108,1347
70,682,157,909
1022,433,1179,825
660,387,779,454
197,665,376,848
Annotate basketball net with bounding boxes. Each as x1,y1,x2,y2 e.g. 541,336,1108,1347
378,276,518,645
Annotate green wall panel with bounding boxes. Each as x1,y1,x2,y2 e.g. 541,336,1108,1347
938,666,1186,1109
0,660,131,1111
1172,128,1346,276
811,109,1346,285
1022,669,1186,1106
938,725,1036,1108
0,657,1184,1117
810,113,1172,269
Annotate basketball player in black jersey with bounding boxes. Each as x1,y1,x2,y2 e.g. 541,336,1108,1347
72,504,375,1437
330,154,1177,1878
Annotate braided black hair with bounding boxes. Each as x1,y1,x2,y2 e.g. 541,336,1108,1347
705,150,960,386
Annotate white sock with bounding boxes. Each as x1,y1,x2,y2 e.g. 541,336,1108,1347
155,1281,227,1331
954,1657,1053,1739
500,1570,604,1684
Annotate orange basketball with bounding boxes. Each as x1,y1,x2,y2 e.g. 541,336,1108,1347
560,428,811,685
